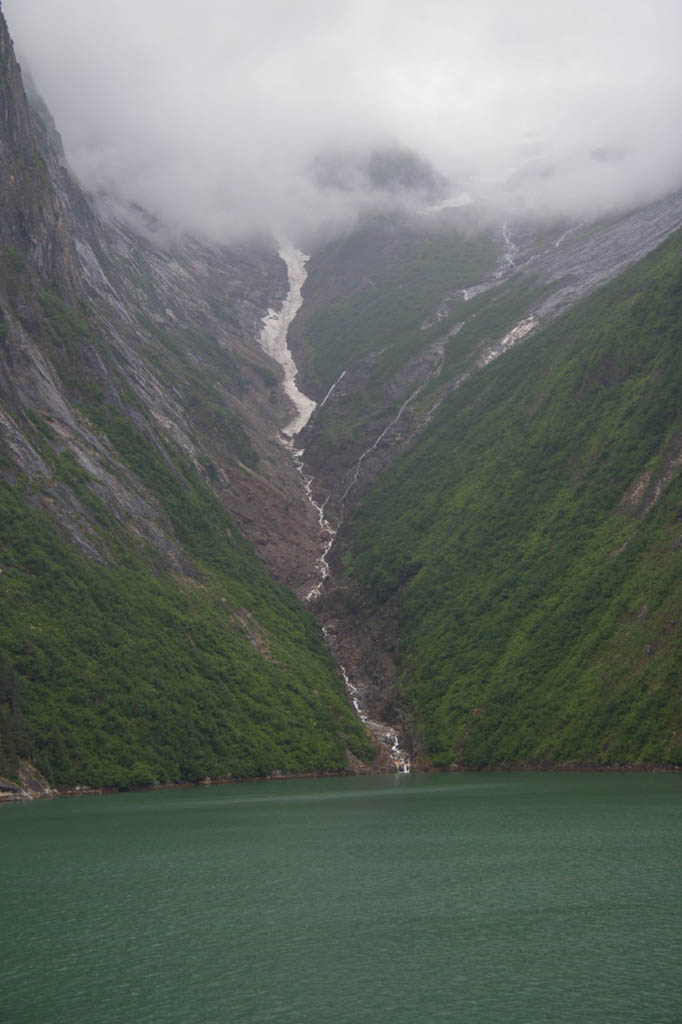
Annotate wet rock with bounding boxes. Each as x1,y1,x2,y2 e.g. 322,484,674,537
0,761,54,801
0,776,23,801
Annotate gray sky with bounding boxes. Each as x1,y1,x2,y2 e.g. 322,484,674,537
4,0,682,241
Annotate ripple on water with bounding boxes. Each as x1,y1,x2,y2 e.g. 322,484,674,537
2,774,681,1024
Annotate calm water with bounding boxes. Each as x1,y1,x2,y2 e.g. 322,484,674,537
2,773,680,1024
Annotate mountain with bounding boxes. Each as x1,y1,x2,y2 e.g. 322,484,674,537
293,210,682,768
1,5,681,796
0,11,372,794
311,144,448,201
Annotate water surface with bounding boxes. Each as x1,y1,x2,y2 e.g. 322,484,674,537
2,773,680,1023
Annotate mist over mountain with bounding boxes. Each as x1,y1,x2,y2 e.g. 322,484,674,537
312,145,447,201
4,0,682,242
0,0,681,798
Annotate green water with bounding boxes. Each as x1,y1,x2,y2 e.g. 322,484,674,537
2,773,680,1023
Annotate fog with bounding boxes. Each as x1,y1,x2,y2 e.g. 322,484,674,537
4,0,682,242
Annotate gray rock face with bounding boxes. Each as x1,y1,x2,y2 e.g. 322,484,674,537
295,191,682,526
0,760,53,801
515,192,682,321
0,10,321,592
283,191,682,765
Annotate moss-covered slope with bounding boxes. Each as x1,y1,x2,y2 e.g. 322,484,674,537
0,443,371,788
0,9,371,789
344,230,682,767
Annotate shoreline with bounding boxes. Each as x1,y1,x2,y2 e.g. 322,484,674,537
2,759,680,804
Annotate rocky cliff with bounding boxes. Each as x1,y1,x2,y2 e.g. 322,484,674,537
2,2,681,788
299,224,682,768
0,11,371,790
0,11,324,591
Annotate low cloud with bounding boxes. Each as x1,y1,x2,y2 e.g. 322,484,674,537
5,0,682,242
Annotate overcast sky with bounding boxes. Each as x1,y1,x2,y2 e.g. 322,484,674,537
4,0,682,241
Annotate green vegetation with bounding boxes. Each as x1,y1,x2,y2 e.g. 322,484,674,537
293,215,497,466
39,287,92,348
0,468,370,787
0,189,369,790
2,42,679,788
0,402,373,787
300,217,495,374
0,276,372,787
0,12,374,792
1,244,26,295
138,315,260,469
0,654,30,780
343,229,682,767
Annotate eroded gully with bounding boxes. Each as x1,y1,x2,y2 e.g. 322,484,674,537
256,226,547,772
258,245,410,772
255,223,580,772
257,203,682,771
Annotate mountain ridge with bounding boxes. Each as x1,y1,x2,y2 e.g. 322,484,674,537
311,228,682,768
0,11,374,794
1,5,681,794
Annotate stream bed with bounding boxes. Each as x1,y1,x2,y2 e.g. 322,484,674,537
258,246,410,771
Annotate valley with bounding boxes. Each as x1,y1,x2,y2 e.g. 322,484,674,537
283,199,682,770
0,4,681,798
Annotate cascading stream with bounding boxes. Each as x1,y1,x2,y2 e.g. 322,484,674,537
338,346,445,513
339,662,410,774
256,220,575,772
258,245,410,772
499,220,519,273
258,246,315,438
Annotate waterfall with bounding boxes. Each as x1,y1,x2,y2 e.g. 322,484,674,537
258,245,410,773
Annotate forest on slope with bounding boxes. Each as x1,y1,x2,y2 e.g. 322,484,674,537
2,1,681,793
339,229,682,767
0,10,371,791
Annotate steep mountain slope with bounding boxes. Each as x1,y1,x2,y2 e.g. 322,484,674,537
0,12,371,792
320,229,682,767
292,195,682,527
1,3,680,791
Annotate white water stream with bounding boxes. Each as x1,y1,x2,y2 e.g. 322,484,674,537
339,344,445,513
495,220,519,278
258,247,315,437
478,314,538,367
340,663,410,773
256,219,575,772
258,246,410,772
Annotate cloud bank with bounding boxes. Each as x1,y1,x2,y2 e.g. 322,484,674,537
4,0,682,241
